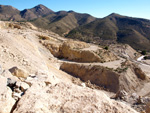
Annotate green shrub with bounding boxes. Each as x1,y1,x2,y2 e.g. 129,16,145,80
115,67,128,73
104,46,109,50
38,35,49,40
144,56,147,60
141,50,147,55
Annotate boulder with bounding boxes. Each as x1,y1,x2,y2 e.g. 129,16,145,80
16,81,30,92
0,76,16,113
115,90,128,100
25,70,59,87
7,78,17,91
9,67,29,78
1,70,19,82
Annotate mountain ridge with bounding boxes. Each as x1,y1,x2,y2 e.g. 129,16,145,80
0,4,96,35
66,13,150,51
0,4,150,50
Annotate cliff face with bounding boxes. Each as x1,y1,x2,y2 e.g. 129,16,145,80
60,63,120,93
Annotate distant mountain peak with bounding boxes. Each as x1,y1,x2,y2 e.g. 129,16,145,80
108,13,123,17
34,4,48,9
20,4,54,20
33,4,54,12
32,4,54,15
36,4,45,7
110,13,119,15
68,10,75,13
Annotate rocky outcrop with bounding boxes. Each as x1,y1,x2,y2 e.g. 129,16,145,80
0,22,22,29
24,22,38,30
59,40,118,63
117,61,148,93
40,41,61,57
119,67,142,93
109,44,141,60
0,68,138,113
13,82,137,113
60,47,102,62
94,49,119,62
133,65,147,80
60,41,92,61
40,39,118,63
61,61,148,94
60,63,120,93
8,23,21,29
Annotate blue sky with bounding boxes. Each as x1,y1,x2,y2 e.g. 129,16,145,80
0,0,150,19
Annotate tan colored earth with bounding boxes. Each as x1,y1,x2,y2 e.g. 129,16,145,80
0,21,150,113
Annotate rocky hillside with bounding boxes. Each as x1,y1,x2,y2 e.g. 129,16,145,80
0,4,96,36
30,11,96,35
1,4,150,51
1,21,150,113
0,5,23,21
0,4,53,21
66,13,150,51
